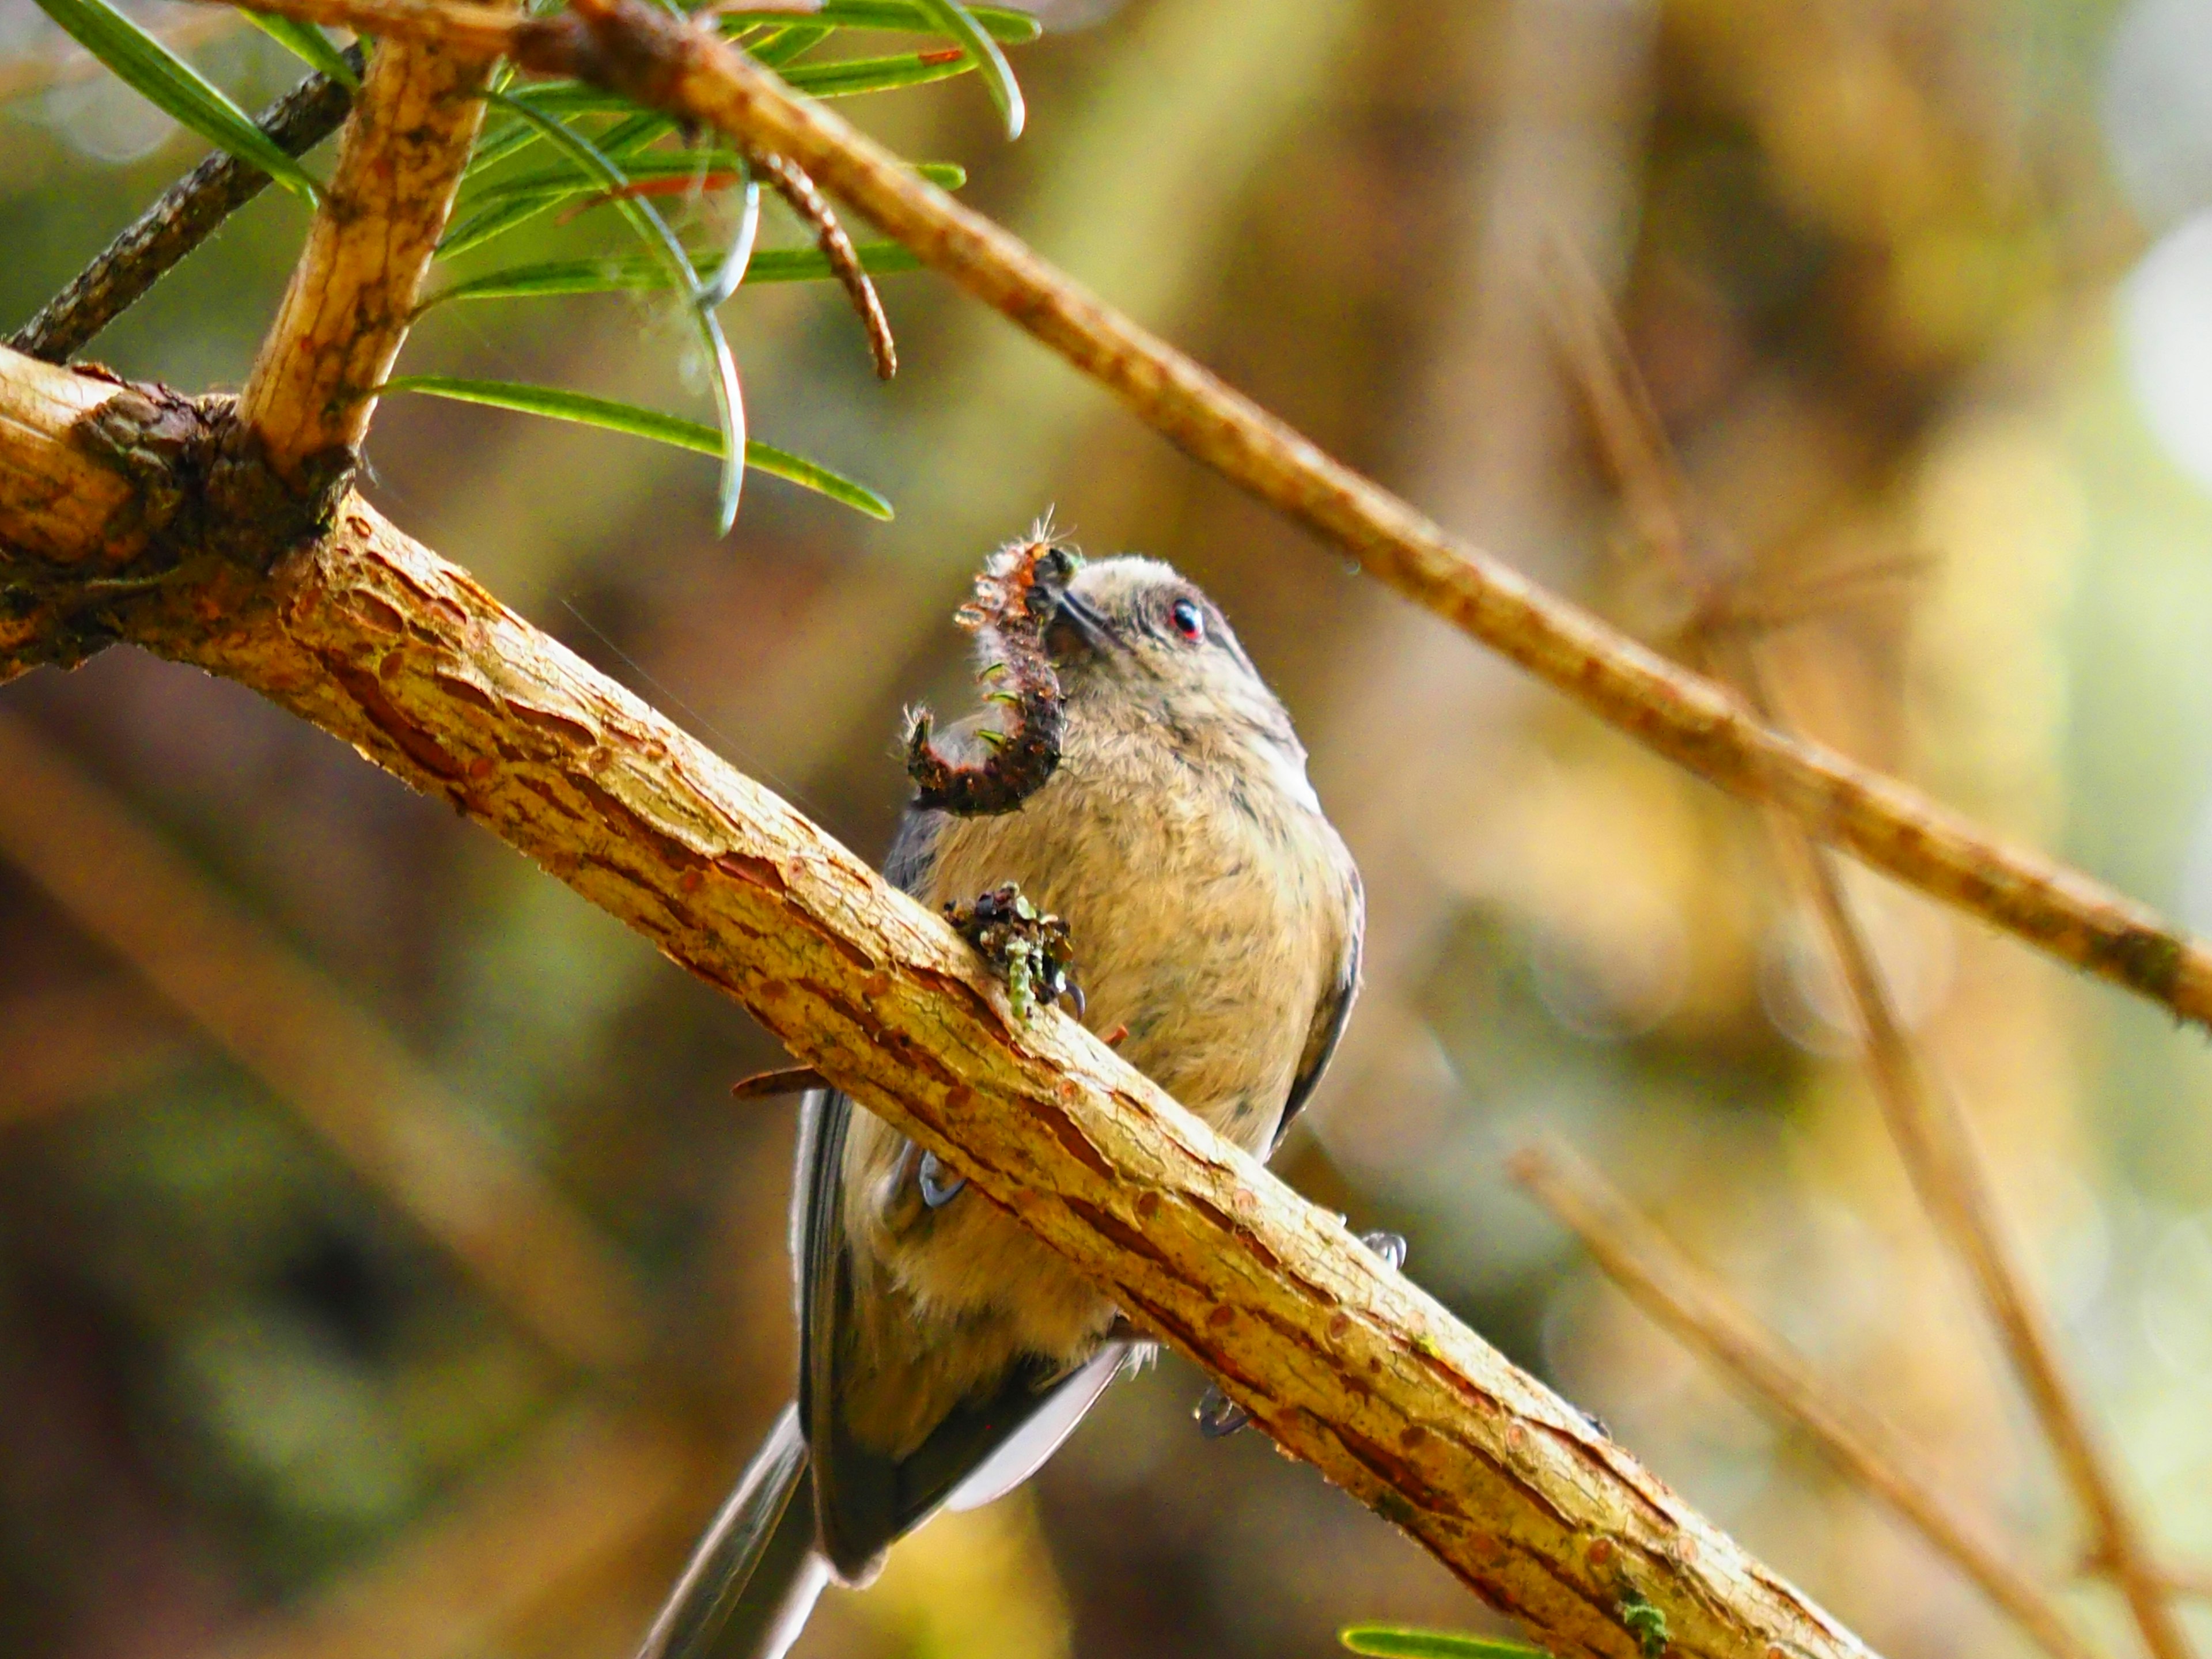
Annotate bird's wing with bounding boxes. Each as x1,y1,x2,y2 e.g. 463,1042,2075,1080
1271,873,1363,1154
794,801,1124,1581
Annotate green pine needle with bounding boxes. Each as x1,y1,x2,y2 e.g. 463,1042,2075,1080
380,377,892,521
718,2,1041,43
241,13,359,89
910,0,1025,138
488,92,749,531
423,243,922,306
1340,1627,1552,1659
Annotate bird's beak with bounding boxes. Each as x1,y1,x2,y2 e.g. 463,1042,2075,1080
1046,590,1116,660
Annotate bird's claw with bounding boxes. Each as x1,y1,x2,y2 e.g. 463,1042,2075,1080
1194,1382,1249,1439
1361,1229,1408,1271
917,1149,967,1209
944,882,1078,1022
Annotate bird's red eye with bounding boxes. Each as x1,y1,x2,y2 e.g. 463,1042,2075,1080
1169,597,1205,643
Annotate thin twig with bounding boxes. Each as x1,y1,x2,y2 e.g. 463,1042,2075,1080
2081,1554,2212,1606
1786,824,2195,1659
179,0,2212,1035
2156,1566,2212,1604
1547,249,2197,1659
229,24,499,505
0,984,185,1129
1510,1138,2103,1659
751,148,896,378
9,50,361,364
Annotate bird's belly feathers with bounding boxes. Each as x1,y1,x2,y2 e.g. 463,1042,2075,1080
927,775,1330,1149
832,747,1342,1453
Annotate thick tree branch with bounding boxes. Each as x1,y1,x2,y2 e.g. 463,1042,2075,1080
0,355,145,560
0,347,1879,1659
172,0,2212,1036
226,24,497,516
9,51,362,366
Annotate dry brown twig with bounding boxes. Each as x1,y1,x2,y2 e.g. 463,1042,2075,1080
0,984,185,1129
1510,1139,2102,1659
2159,1566,2212,1604
1787,827,2194,1659
1546,251,2195,1659
0,347,1883,1659
750,149,896,378
2084,1556,2212,1606
152,0,2212,1037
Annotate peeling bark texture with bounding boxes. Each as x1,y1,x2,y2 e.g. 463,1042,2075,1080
0,356,219,677
0,354,146,562
180,0,2212,1033
0,347,1880,1659
226,26,499,528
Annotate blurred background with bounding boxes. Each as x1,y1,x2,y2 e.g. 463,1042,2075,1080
4,0,2212,1655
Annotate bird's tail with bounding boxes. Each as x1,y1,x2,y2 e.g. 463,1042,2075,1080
636,1404,828,1659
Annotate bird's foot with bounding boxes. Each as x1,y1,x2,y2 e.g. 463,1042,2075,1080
1360,1229,1408,1271
1194,1383,1249,1439
944,882,1079,1023
917,1148,966,1209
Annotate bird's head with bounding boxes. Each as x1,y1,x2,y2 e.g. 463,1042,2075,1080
1046,555,1310,787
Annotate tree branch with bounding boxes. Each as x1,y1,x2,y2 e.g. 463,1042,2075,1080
0,343,1881,1659
180,0,2212,1037
225,24,497,517
9,51,362,365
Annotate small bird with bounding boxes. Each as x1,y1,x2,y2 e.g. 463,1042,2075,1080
639,549,1364,1659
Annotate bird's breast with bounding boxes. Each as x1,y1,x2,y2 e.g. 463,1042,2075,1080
923,726,1340,1154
